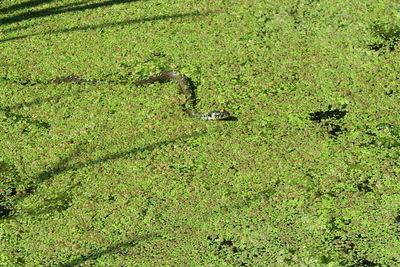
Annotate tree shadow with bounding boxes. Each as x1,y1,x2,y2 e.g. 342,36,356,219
37,131,206,183
4,94,68,111
1,0,142,26
0,77,90,111
2,131,206,218
22,185,76,217
0,0,47,14
0,140,87,219
0,0,76,14
309,106,347,137
368,21,400,52
0,106,51,129
1,11,208,43
58,234,160,266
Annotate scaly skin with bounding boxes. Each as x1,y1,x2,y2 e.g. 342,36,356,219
134,70,230,120
52,70,231,120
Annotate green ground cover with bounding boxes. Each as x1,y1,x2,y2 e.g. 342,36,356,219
1,0,400,265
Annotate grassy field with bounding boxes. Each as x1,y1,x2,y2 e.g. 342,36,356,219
1,0,400,265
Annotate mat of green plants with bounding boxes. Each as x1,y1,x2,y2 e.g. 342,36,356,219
1,0,400,266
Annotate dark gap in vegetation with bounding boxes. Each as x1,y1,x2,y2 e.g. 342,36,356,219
219,239,239,253
384,89,395,96
0,204,13,217
327,123,343,136
309,107,347,122
394,209,400,225
349,259,379,267
330,232,378,267
368,22,400,52
336,233,379,267
0,186,17,218
207,236,240,254
0,161,19,218
368,43,385,51
309,106,347,136
356,180,373,193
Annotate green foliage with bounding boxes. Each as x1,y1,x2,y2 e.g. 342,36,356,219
1,0,400,266
0,159,19,217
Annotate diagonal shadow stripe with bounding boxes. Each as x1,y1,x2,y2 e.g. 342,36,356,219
0,0,94,15
3,130,206,217
1,0,143,26
57,234,160,267
0,106,51,129
0,11,209,43
2,94,66,110
1,87,88,111
0,0,55,14
37,131,206,182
